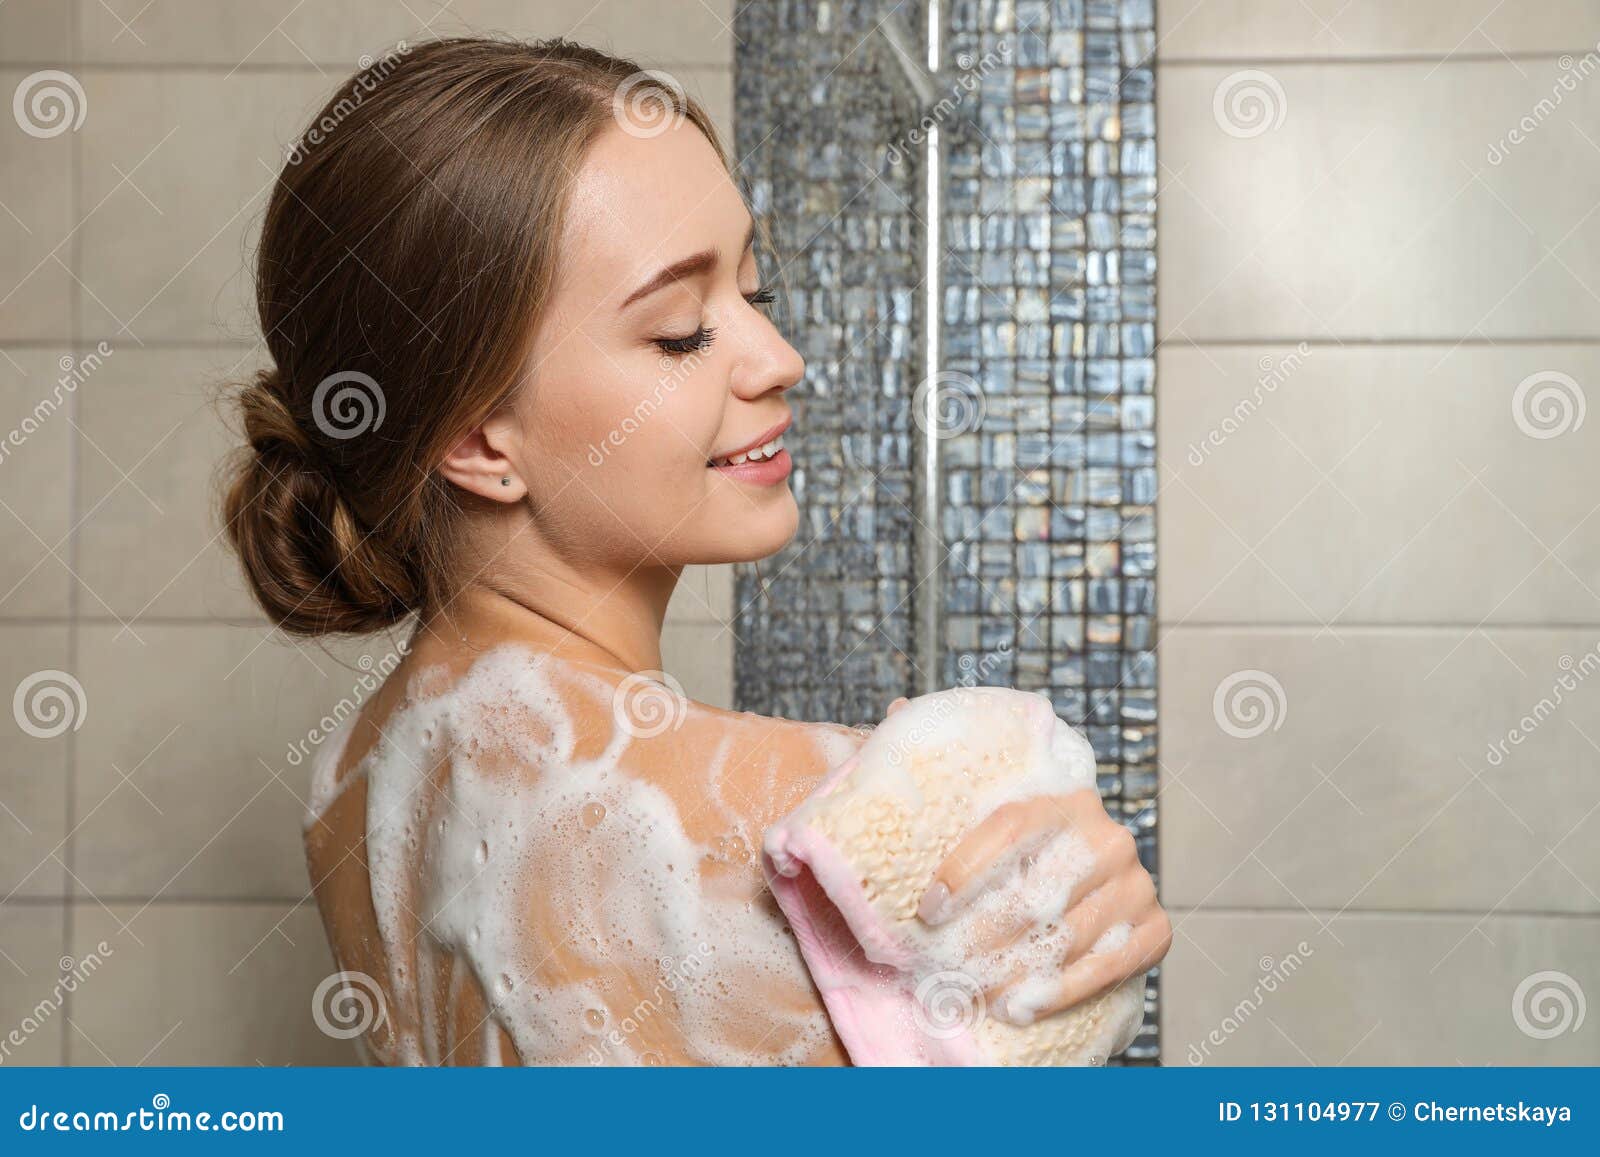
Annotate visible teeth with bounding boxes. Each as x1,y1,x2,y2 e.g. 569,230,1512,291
713,433,785,468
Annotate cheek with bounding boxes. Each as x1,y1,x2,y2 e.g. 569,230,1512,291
563,375,724,524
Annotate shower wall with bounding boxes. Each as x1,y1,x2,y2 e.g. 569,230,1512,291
733,0,1160,1061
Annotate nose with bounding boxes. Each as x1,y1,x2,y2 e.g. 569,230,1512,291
729,309,804,401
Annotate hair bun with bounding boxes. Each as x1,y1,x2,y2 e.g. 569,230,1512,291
220,368,418,636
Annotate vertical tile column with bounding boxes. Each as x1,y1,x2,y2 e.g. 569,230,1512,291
733,0,1162,1060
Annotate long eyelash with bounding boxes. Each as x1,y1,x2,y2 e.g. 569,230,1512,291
656,326,717,355
654,287,774,355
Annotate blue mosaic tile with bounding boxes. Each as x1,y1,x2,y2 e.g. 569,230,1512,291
734,0,1160,1062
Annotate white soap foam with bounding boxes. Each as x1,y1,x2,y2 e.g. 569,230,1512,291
309,644,834,1065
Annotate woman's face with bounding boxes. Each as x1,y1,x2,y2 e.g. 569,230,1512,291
512,115,803,570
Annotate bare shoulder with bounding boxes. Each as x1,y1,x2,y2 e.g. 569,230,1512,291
301,637,868,1065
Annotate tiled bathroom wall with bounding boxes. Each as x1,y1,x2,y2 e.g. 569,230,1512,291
0,1,738,1066
1156,0,1600,1064
4,0,1596,1071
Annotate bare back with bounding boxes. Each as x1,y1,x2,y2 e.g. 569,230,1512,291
302,620,864,1066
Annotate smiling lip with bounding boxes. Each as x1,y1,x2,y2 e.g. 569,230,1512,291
707,415,792,466
706,416,793,487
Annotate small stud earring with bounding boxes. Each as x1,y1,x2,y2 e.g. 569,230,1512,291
500,476,511,487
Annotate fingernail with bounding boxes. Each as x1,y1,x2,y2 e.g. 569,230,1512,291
918,881,951,925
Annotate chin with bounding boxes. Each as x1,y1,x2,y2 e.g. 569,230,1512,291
694,487,799,563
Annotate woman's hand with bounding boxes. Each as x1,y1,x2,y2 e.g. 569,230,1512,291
885,695,1171,1027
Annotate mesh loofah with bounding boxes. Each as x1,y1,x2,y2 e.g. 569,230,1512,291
763,685,1145,1066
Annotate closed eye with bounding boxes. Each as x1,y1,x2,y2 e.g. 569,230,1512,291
655,326,716,355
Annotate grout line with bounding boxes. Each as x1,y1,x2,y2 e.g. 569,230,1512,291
1165,905,1600,921
1157,621,1600,632
0,339,263,350
1156,50,1600,67
1160,336,1600,348
61,0,82,1068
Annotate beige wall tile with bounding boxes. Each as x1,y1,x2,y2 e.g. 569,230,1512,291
74,61,728,344
1165,909,1600,1065
81,0,736,68
680,66,732,149
1159,343,1600,625
0,71,74,342
0,904,68,1064
665,564,735,625
661,620,733,708
0,2,73,64
1158,60,1600,341
76,345,259,620
0,625,71,899
71,624,404,899
1160,626,1600,913
76,68,332,342
1159,0,1600,60
68,901,353,1064
0,348,75,616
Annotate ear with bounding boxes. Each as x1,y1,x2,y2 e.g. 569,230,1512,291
439,410,526,503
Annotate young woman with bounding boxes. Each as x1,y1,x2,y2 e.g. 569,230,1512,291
220,36,1170,1065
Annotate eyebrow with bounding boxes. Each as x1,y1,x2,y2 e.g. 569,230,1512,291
619,218,758,310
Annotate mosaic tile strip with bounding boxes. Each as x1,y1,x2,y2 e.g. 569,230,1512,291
733,0,1160,1062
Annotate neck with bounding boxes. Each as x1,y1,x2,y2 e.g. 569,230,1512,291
427,561,679,675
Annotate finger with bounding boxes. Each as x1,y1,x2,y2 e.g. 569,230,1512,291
918,798,1065,925
989,911,1171,1027
886,696,909,716
918,789,1116,926
1058,862,1157,967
